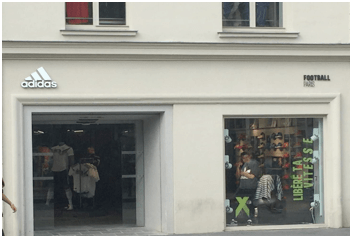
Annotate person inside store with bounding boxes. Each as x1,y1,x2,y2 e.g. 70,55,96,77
2,179,17,236
46,141,75,210
232,151,261,224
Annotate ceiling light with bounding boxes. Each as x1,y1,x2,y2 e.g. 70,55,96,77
73,130,84,133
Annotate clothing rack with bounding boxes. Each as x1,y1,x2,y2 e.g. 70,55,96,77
78,158,95,209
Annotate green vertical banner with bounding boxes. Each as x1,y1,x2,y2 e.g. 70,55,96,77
291,137,314,201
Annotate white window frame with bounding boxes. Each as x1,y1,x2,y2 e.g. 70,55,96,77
248,2,283,28
223,2,283,28
62,2,137,37
65,2,126,28
93,2,126,27
219,2,299,39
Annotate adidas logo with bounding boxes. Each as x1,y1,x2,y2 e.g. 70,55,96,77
21,67,57,88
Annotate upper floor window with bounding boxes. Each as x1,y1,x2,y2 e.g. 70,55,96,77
66,2,126,26
223,2,282,27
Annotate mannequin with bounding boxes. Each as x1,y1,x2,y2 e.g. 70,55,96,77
46,142,75,210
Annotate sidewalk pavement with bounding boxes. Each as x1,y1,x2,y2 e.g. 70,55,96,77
172,228,350,236
34,226,350,236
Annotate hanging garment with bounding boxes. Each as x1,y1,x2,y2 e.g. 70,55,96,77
69,163,99,198
66,2,89,24
255,174,283,201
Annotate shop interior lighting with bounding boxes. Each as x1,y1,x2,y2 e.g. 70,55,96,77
312,150,319,164
34,130,45,134
73,130,84,133
225,199,233,213
310,128,319,141
224,129,232,143
225,155,232,169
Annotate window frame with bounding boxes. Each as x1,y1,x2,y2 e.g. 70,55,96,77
65,2,127,29
223,2,283,28
219,2,300,39
62,2,137,37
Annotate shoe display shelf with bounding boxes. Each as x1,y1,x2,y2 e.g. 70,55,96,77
248,118,307,191
226,118,311,189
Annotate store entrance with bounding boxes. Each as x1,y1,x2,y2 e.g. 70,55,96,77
32,114,144,230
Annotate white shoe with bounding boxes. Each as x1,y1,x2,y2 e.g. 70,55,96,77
231,219,238,225
65,205,73,211
247,219,253,225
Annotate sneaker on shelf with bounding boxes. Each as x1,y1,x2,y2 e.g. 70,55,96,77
282,142,289,148
271,133,276,140
283,153,290,159
257,132,265,140
293,152,302,159
282,174,289,180
276,132,283,139
282,163,290,169
270,143,276,149
234,144,243,150
275,142,283,149
258,143,265,149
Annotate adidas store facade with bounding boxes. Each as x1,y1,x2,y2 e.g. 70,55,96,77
2,2,350,236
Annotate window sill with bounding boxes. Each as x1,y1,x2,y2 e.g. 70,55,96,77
60,29,138,37
218,28,299,38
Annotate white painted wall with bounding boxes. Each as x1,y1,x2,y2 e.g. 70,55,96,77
173,104,225,233
2,2,350,43
144,116,162,231
2,56,350,234
2,1,350,234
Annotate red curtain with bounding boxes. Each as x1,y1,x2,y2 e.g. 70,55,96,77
66,2,89,24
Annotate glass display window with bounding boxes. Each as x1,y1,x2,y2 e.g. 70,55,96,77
224,118,323,226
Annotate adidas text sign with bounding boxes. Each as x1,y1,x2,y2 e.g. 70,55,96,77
21,67,57,89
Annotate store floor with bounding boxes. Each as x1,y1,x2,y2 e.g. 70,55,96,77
34,201,123,229
227,190,315,227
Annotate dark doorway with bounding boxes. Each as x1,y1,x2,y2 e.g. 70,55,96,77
32,122,138,229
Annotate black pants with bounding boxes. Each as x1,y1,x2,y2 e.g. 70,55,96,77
53,170,69,190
